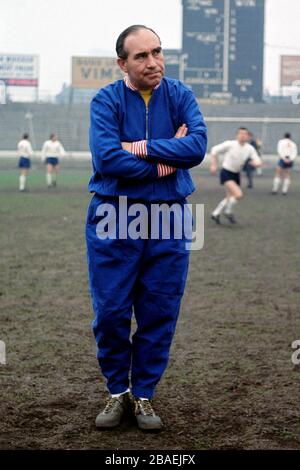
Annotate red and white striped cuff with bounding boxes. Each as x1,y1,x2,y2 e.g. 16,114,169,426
157,163,177,178
131,140,147,158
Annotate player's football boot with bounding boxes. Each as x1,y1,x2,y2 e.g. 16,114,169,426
211,214,221,225
224,213,237,224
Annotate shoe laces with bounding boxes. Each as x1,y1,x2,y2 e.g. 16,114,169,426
135,398,155,417
103,396,122,414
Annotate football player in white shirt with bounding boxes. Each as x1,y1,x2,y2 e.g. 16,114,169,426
17,133,34,192
210,128,262,224
272,133,298,195
41,133,66,187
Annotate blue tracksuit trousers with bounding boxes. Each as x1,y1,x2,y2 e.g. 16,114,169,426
85,194,191,399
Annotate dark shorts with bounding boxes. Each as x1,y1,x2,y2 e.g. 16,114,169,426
278,159,294,169
18,157,31,169
220,168,240,186
46,157,59,166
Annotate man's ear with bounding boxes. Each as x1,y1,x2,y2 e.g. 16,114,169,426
117,58,128,74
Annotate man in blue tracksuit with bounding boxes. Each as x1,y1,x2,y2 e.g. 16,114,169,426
86,25,207,431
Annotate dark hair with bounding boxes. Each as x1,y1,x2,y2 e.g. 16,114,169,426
50,133,56,139
237,127,249,132
116,25,161,59
284,132,291,139
23,133,29,140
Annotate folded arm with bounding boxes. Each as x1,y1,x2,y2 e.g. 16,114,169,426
123,91,207,169
90,92,176,180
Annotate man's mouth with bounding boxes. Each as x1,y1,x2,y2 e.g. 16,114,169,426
145,71,161,77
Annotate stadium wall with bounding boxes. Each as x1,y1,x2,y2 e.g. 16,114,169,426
0,102,299,154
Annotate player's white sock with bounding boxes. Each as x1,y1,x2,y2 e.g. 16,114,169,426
212,198,228,216
225,196,237,214
272,177,281,193
19,174,26,191
282,178,290,194
47,173,52,186
111,388,130,398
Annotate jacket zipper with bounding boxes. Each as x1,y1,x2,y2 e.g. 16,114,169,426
145,106,149,140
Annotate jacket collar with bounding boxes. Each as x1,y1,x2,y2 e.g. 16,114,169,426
123,75,161,91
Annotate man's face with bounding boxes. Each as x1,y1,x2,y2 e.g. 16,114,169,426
117,29,165,90
236,129,250,145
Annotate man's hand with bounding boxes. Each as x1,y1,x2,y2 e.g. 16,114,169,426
249,159,262,168
121,142,132,152
175,124,188,138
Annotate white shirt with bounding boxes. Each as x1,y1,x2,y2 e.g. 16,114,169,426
277,138,297,162
211,140,261,173
41,140,66,160
17,139,33,158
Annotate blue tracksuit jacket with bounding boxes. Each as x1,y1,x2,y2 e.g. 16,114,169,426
88,77,207,201
86,77,207,399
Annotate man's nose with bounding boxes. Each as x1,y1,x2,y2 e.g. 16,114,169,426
146,54,157,68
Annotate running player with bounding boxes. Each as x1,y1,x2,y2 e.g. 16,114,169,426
17,133,33,192
210,127,262,224
272,133,298,195
41,134,66,187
